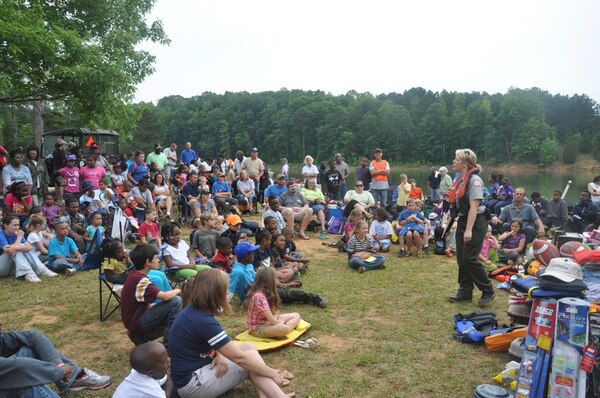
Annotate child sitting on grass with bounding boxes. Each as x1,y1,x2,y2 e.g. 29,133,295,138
191,213,219,263
346,220,386,273
83,211,104,252
344,209,365,242
27,214,50,264
212,237,234,273
113,341,172,398
161,222,211,279
263,216,279,236
41,192,60,227
138,208,161,248
101,239,172,293
48,222,83,275
282,227,309,269
229,241,261,302
271,234,302,285
369,208,392,252
253,229,273,269
479,225,499,272
120,243,181,346
395,198,425,258
497,218,526,265
4,181,32,227
244,267,301,338
219,214,247,249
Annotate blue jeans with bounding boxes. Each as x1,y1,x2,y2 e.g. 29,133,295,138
371,189,388,208
48,259,78,273
241,221,259,237
430,188,441,202
348,256,385,272
340,182,347,200
9,345,80,396
237,193,256,204
138,295,181,346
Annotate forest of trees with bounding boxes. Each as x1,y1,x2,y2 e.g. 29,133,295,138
1,86,599,167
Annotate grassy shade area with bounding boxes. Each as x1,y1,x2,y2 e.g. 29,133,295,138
0,226,514,397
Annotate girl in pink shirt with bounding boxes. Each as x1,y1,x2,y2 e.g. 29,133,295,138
244,267,300,338
479,225,499,271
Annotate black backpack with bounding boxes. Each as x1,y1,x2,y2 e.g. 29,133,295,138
453,312,498,344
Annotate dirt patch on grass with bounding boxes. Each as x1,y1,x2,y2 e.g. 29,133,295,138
24,313,59,326
318,334,354,350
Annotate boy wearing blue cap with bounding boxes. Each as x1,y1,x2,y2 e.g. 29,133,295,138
228,241,259,302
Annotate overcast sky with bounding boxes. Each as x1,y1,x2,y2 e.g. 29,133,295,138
134,0,600,104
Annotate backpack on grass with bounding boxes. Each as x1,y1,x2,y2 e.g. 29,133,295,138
327,216,345,234
453,312,498,344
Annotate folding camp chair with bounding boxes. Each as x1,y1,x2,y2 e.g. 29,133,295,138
81,229,104,271
98,266,129,322
157,244,186,289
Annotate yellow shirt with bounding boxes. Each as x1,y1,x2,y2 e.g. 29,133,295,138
101,258,128,274
396,182,412,206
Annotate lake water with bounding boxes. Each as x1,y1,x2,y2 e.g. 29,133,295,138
286,165,596,205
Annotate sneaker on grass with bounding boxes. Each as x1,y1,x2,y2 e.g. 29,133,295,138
24,273,41,283
39,267,58,277
67,368,111,391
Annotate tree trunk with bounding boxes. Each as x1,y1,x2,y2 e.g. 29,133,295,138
33,100,44,147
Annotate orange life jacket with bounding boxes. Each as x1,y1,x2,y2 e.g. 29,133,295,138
371,160,388,181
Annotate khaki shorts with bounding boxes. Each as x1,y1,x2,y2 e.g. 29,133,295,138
249,325,267,338
282,207,311,222
178,359,248,398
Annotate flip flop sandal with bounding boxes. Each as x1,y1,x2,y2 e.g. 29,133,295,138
293,338,318,349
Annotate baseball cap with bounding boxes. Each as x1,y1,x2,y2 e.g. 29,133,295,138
428,212,438,220
250,147,258,153
226,214,242,226
539,258,583,283
66,154,77,161
234,241,260,259
155,144,162,150
56,139,66,145
81,180,94,192
334,153,342,158
90,143,100,149
276,173,285,180
280,158,288,163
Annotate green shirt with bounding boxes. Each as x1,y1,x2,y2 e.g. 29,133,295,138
146,152,168,171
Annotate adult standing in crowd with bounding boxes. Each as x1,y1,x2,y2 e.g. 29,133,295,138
2,149,32,194
89,143,109,170
438,166,453,195
163,143,178,183
280,158,289,181
492,187,545,244
52,139,67,191
24,145,48,206
180,142,197,166
301,155,319,183
448,148,495,308
334,153,350,198
128,151,149,186
355,157,372,191
146,144,168,180
233,150,245,177
369,148,390,208
428,167,441,202
588,175,600,205
241,147,264,189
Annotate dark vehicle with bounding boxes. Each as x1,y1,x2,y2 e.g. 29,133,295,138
41,128,120,184
41,128,120,159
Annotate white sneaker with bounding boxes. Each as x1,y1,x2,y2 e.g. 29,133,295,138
39,268,58,277
65,268,77,276
24,273,42,283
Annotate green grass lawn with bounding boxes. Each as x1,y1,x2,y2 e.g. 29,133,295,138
0,230,514,397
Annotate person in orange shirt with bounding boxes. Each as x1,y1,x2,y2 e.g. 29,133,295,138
408,179,425,201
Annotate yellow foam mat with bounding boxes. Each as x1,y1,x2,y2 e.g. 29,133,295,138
233,319,311,352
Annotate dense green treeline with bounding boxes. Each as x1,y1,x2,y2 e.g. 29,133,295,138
1,86,599,166
127,87,600,165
